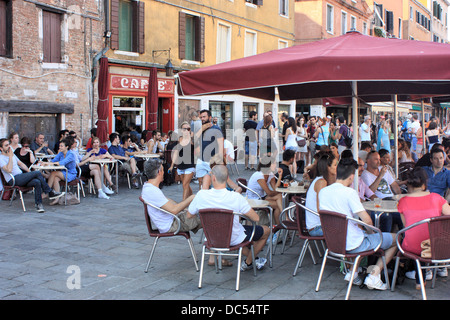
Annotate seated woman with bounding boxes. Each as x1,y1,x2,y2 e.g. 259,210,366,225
397,167,450,289
304,151,337,237
41,137,77,201
79,137,115,199
246,155,283,244
14,137,36,169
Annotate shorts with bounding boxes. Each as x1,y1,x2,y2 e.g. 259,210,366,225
245,140,257,156
347,232,393,254
285,146,297,151
176,167,195,176
243,225,264,242
195,160,211,178
168,209,202,234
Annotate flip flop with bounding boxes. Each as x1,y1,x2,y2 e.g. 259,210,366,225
208,259,233,267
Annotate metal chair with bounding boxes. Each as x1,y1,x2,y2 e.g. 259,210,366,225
227,146,240,176
237,178,262,199
0,171,34,212
315,210,390,300
139,196,199,272
391,215,450,300
198,208,257,291
272,204,297,255
291,196,325,276
60,166,84,200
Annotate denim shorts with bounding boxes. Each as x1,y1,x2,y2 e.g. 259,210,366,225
195,160,211,178
347,232,393,254
176,167,195,176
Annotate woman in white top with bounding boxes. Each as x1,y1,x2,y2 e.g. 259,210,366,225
284,117,299,176
296,115,309,166
246,158,283,225
304,151,338,236
8,132,21,152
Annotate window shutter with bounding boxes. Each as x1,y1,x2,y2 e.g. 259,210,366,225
179,11,186,60
137,1,145,54
195,16,205,62
132,1,145,53
0,0,7,56
110,0,119,50
50,12,61,63
256,0,263,5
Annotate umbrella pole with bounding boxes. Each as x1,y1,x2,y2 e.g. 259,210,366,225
421,99,426,155
393,95,398,179
352,81,359,191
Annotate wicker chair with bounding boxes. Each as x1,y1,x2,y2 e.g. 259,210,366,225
0,171,34,212
391,215,450,300
139,196,199,273
316,210,389,300
198,208,257,291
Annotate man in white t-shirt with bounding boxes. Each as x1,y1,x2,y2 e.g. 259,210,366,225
318,158,397,290
360,115,371,143
408,114,420,154
360,151,401,199
188,165,270,271
141,158,202,234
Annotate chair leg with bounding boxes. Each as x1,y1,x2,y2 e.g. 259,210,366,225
198,245,206,289
9,189,17,206
315,249,328,292
234,163,239,176
19,191,26,212
345,255,361,300
236,247,243,291
415,259,427,300
308,241,317,265
144,237,159,273
381,255,390,290
187,237,199,271
293,240,309,276
391,256,400,292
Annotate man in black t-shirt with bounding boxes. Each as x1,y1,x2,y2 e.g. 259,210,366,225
244,111,258,170
275,149,296,182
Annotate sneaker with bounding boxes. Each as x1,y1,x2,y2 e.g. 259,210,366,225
102,185,114,195
437,267,448,278
344,271,364,286
35,203,45,213
240,260,253,272
98,189,110,200
255,257,267,270
271,231,280,245
364,274,388,290
133,181,140,189
48,190,64,200
405,269,433,281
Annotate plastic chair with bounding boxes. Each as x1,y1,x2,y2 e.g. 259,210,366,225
315,210,390,300
291,196,325,276
139,196,199,273
0,171,34,212
197,208,257,291
391,215,450,300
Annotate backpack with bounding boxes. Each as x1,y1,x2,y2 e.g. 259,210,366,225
343,125,353,148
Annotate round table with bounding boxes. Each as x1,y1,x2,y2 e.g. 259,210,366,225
133,153,161,160
362,200,399,229
35,153,56,160
276,186,308,210
89,159,118,194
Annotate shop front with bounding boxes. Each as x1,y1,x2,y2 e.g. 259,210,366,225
107,71,175,136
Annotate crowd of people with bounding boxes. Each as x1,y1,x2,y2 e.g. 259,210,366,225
2,108,449,296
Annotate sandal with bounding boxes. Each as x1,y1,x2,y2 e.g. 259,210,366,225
208,259,233,267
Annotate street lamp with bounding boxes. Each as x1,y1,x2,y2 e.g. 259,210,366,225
152,48,174,77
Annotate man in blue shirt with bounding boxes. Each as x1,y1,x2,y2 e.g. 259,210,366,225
425,148,450,201
194,109,224,188
108,132,139,188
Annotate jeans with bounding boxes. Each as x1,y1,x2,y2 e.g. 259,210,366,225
9,171,52,205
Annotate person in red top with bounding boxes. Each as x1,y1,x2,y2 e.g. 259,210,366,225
397,167,450,289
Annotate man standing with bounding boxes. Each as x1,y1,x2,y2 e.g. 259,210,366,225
424,148,450,202
360,115,372,145
409,114,420,155
319,158,397,290
244,111,258,170
0,138,63,213
30,133,54,155
194,109,224,188
188,165,269,271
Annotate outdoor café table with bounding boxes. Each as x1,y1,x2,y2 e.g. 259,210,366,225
362,199,399,229
35,153,56,160
247,198,274,268
89,158,119,194
133,153,161,160
276,185,308,210
31,164,68,205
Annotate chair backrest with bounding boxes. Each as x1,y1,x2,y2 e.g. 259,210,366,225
318,210,349,255
164,150,173,165
139,196,179,236
236,178,247,187
237,178,262,199
292,196,309,236
199,208,234,249
429,215,450,261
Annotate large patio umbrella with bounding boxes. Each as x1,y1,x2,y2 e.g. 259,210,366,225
178,31,450,186
96,57,110,148
146,67,158,131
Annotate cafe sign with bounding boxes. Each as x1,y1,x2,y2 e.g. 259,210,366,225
110,74,174,94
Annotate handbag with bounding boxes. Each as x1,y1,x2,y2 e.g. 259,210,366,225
297,138,306,147
420,239,431,258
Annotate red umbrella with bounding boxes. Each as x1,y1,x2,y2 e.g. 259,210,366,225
147,67,158,131
178,32,450,100
97,57,110,147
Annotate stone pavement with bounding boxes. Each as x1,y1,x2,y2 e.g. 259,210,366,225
0,164,448,303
